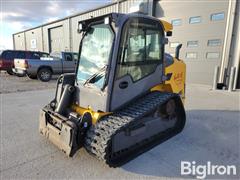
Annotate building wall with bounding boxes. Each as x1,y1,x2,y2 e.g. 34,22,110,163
13,0,150,53
13,32,25,50
156,0,229,84
25,27,43,51
70,3,119,52
13,0,237,87
42,19,70,53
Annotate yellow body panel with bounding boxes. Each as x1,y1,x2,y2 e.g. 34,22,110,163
151,58,186,102
160,20,173,32
71,104,111,124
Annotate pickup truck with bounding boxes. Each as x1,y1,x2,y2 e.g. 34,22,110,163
13,52,78,82
0,50,49,75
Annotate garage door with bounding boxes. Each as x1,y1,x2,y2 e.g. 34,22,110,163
236,65,240,89
49,26,64,53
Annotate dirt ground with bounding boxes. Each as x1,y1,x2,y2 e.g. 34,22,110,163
0,71,56,94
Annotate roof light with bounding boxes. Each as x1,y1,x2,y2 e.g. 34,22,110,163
78,23,83,30
104,17,110,25
77,23,83,33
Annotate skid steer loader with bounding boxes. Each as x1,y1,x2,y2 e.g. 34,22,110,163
39,13,186,167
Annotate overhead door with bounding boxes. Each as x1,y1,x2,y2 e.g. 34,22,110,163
49,26,64,53
236,65,240,89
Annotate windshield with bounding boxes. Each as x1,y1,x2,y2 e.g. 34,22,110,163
77,23,114,88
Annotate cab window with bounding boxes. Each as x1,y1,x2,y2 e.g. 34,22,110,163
40,53,50,58
73,53,78,61
64,53,73,61
117,18,164,82
16,51,26,59
30,52,41,59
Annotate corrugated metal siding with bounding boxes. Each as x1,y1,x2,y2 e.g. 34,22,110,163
120,0,149,14
25,27,43,51
71,4,118,52
42,19,70,53
13,0,149,53
156,0,229,85
13,33,25,50
49,26,64,52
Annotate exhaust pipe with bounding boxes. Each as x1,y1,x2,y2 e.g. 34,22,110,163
175,44,182,60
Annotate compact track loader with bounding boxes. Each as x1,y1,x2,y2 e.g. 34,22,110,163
39,13,186,167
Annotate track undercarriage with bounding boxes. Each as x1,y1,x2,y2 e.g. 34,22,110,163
85,91,185,167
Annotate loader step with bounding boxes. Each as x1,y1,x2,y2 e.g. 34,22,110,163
84,91,186,167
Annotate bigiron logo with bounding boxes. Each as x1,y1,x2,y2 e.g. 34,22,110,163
181,161,237,179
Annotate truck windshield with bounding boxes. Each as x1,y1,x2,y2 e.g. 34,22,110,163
77,23,114,88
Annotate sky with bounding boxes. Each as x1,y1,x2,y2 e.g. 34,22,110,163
0,0,112,50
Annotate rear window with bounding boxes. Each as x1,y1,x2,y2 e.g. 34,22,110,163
15,51,26,59
40,52,50,58
26,52,50,59
50,52,61,60
29,52,41,59
1,51,16,59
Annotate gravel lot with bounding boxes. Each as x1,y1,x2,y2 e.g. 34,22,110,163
0,71,56,94
0,74,239,179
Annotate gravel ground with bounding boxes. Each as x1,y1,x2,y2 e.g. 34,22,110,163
0,74,239,179
0,71,56,94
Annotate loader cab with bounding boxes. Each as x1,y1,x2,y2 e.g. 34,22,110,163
76,13,167,112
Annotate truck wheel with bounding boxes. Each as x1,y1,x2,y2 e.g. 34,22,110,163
37,68,52,82
27,74,37,79
7,69,13,75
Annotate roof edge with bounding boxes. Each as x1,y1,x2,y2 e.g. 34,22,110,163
13,0,127,35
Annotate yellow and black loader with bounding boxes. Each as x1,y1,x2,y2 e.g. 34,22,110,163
39,12,186,167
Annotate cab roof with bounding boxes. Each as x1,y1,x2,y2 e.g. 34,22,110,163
79,12,173,33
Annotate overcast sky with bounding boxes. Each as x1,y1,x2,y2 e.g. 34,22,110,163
0,0,111,50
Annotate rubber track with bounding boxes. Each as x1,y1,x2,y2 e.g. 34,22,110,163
84,91,184,167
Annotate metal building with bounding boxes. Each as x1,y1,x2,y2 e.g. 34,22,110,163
12,0,240,90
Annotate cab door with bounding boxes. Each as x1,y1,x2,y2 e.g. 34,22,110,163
110,17,165,111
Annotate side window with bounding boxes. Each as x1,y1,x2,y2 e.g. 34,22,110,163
25,52,31,59
73,53,78,61
211,12,224,21
64,53,73,61
40,53,50,58
117,18,163,82
30,52,41,59
16,51,26,59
